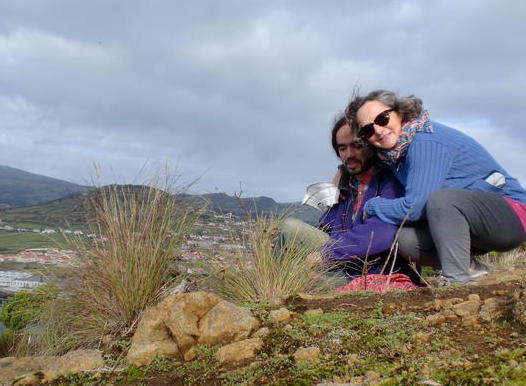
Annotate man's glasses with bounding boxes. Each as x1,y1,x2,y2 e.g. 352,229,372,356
358,109,394,139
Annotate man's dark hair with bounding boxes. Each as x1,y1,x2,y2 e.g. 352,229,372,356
330,114,373,157
331,115,348,157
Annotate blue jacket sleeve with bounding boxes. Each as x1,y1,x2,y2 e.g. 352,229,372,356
325,171,402,262
364,140,453,224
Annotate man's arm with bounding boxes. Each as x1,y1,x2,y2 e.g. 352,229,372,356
324,170,402,262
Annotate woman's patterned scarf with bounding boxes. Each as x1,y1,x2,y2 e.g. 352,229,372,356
377,110,434,165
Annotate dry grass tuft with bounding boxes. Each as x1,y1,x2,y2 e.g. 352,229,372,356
200,215,335,305
476,246,526,272
17,180,201,355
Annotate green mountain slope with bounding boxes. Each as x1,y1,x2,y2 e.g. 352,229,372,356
0,189,320,228
0,194,89,228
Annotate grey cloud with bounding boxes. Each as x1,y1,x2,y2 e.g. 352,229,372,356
0,0,524,201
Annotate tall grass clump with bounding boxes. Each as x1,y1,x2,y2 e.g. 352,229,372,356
18,180,201,355
201,215,334,304
476,245,526,271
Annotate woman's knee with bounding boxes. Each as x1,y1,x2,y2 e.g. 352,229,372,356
397,226,441,268
397,227,424,265
279,217,303,236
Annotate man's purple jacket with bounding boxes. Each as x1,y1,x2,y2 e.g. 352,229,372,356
319,164,404,277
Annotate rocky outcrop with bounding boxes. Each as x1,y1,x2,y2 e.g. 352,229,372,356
424,293,512,327
127,291,261,366
198,300,260,346
0,349,103,385
161,291,221,353
126,306,181,367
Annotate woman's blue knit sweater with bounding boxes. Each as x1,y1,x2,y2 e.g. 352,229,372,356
364,121,526,225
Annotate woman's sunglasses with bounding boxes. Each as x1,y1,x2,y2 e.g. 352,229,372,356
358,109,394,139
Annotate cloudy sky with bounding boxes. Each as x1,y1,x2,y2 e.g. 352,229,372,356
0,1,525,202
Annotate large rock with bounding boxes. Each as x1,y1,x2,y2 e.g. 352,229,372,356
215,338,263,364
198,300,260,346
0,350,103,385
127,305,181,366
452,300,480,317
43,349,104,380
162,292,221,353
127,291,260,366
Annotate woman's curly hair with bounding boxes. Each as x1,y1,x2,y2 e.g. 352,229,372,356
344,89,423,131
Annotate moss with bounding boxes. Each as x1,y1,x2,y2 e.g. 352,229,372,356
51,372,105,386
432,348,526,385
170,344,220,385
119,366,147,382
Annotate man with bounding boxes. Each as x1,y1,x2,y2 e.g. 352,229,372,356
280,115,409,280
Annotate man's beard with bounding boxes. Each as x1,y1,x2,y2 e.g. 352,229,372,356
344,158,373,175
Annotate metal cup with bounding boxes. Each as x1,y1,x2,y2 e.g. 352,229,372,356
302,182,339,211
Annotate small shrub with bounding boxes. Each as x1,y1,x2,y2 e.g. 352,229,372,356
19,177,201,354
0,328,16,357
0,283,59,330
200,215,334,304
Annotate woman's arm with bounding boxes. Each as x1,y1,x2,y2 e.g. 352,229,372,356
364,140,453,224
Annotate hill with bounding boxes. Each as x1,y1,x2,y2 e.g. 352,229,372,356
0,165,87,208
0,194,89,228
184,192,320,224
0,187,321,229
0,165,320,225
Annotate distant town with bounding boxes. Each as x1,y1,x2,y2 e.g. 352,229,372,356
0,212,250,294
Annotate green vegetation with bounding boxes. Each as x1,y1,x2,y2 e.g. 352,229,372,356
0,284,59,356
0,328,16,357
2,170,526,384
0,194,88,228
0,231,69,253
0,283,59,330
34,281,526,385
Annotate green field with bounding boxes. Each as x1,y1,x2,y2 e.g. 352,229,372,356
0,231,70,254
1,221,53,229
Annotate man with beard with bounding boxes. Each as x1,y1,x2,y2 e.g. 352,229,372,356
281,115,409,280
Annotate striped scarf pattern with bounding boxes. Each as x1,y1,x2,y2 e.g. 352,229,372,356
377,110,434,165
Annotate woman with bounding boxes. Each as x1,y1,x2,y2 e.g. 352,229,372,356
343,89,526,284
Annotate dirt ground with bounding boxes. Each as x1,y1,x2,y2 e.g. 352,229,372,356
291,268,526,313
51,268,526,386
